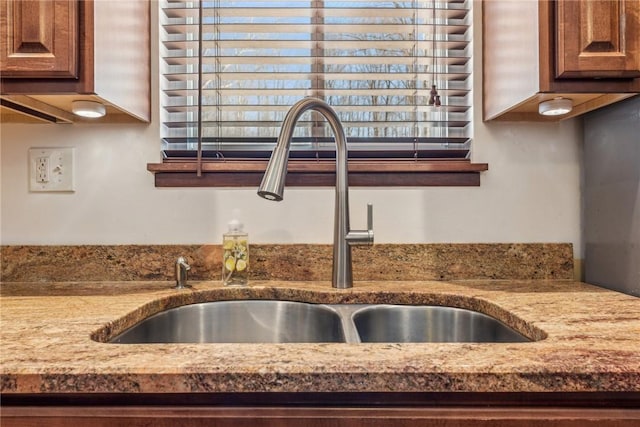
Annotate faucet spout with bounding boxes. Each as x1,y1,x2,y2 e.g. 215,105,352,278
258,97,374,289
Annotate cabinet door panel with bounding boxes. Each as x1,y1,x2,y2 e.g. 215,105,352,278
556,0,640,78
0,0,78,78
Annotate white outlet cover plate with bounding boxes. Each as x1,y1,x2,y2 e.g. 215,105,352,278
29,147,75,192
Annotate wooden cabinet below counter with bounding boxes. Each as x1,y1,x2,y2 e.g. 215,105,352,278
3,393,640,427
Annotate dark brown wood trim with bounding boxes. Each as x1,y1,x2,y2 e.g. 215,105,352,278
148,160,489,173
3,392,639,407
147,160,488,187
152,171,481,187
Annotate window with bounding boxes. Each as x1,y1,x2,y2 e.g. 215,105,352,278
148,0,487,187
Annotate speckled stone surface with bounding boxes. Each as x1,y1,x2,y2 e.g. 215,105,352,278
1,280,638,394
0,243,574,282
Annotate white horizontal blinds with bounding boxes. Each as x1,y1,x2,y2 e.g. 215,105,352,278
161,0,472,159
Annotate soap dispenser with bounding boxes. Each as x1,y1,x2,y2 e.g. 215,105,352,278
222,215,249,286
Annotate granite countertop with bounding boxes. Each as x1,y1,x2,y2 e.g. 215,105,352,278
1,279,639,394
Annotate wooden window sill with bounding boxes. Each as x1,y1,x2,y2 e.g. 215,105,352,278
147,159,488,187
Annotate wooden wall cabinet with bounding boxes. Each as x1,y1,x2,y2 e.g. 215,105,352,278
556,0,640,79
0,0,150,123
0,0,78,78
484,0,640,121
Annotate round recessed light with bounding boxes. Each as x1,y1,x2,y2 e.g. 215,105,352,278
72,100,106,118
538,98,573,116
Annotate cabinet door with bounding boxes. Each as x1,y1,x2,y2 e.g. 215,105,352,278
0,0,78,78
556,0,640,78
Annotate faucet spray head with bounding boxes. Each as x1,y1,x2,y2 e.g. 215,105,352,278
259,192,281,201
257,146,287,201
257,124,294,201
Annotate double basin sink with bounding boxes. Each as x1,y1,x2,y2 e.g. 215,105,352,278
110,300,531,344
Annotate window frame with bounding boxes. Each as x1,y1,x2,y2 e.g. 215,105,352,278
148,0,487,187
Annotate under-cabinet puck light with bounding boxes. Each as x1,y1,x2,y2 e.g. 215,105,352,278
72,100,106,118
538,98,573,116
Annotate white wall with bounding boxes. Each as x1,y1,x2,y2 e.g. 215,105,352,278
0,1,583,257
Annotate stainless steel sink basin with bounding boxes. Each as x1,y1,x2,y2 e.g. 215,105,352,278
352,305,530,343
111,300,345,343
107,301,532,344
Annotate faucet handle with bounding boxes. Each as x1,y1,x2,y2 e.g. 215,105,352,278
346,203,374,246
175,256,191,289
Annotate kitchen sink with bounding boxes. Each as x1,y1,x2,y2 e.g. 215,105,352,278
352,305,530,343
110,300,346,343
108,301,532,344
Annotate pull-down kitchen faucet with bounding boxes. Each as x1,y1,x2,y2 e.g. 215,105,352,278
257,97,374,289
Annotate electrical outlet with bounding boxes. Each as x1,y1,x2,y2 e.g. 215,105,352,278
36,157,50,183
29,148,75,192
